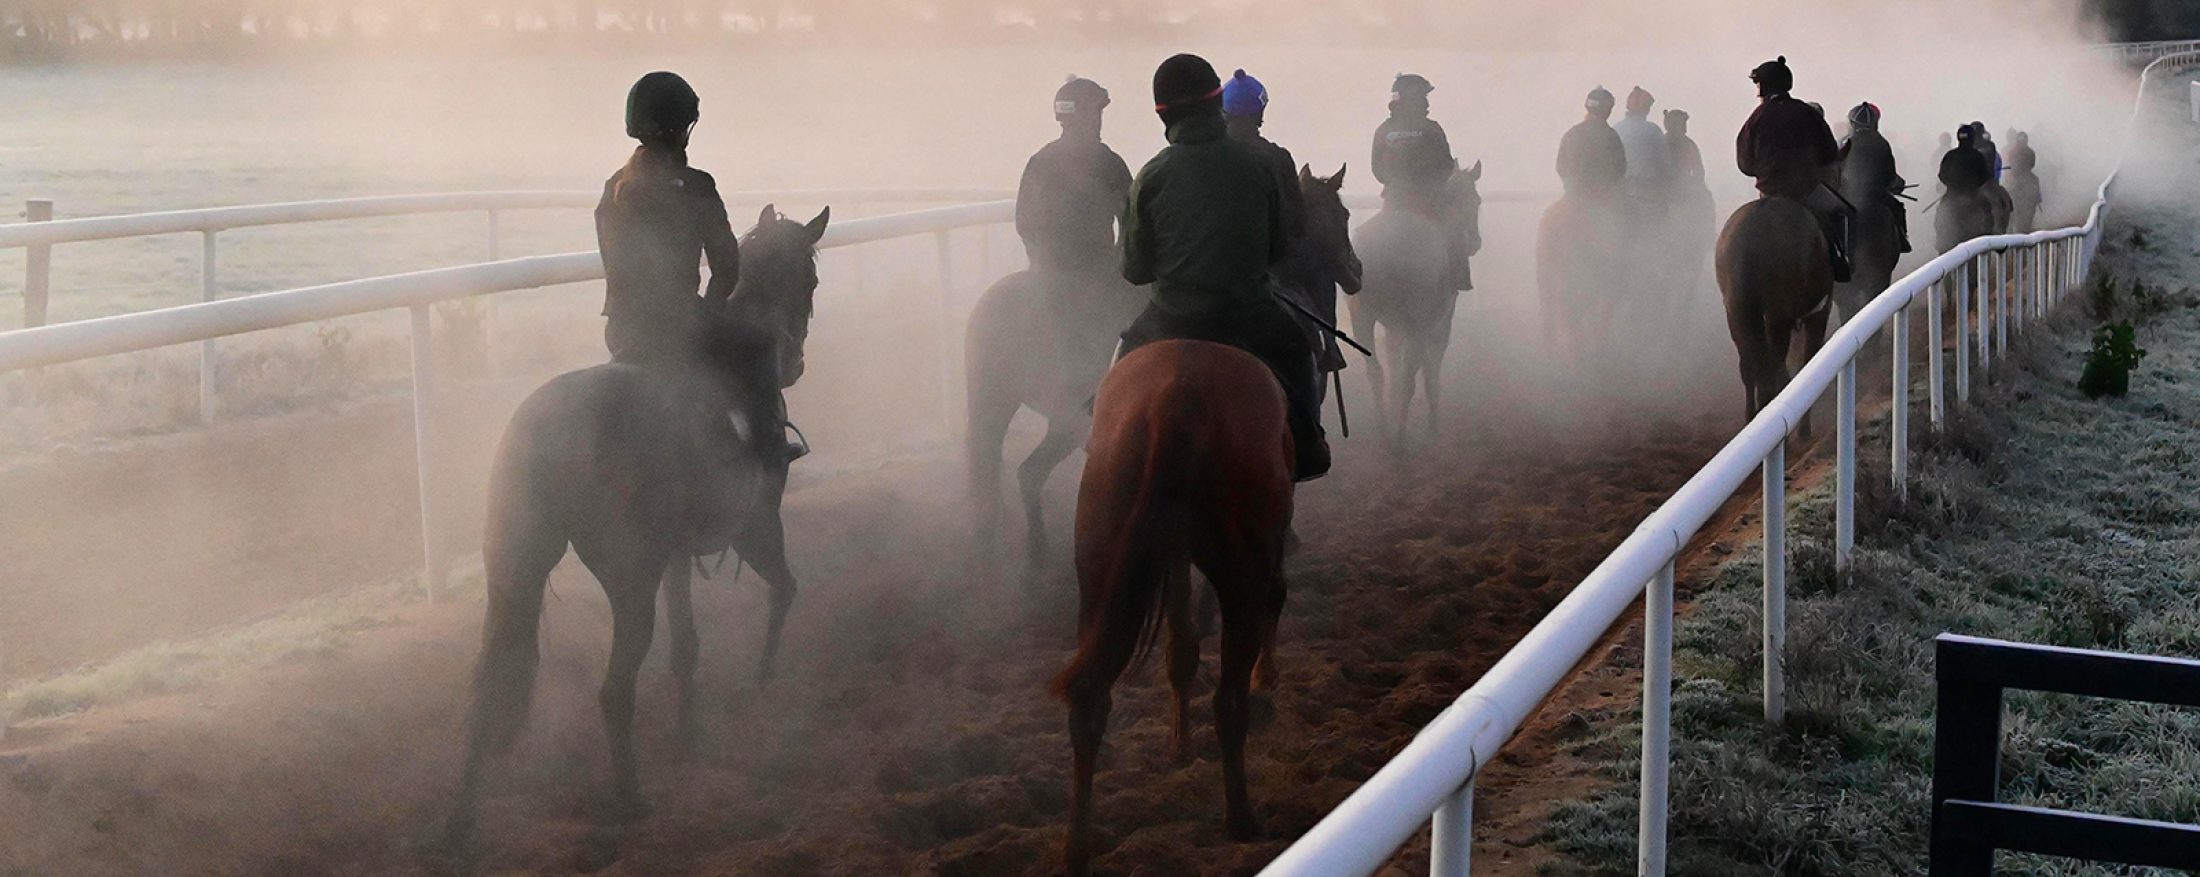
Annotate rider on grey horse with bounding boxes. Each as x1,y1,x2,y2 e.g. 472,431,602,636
1017,76,1134,278
1615,86,1671,214
1372,73,1473,291
596,70,799,465
1839,101,1912,253
1558,86,1627,203
1736,56,1852,283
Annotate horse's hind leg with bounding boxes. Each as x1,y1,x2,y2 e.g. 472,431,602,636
446,499,565,847
1420,302,1456,441
1350,300,1387,434
662,560,701,752
592,556,664,821
1212,574,1268,842
1797,309,1831,440
1017,416,1082,587
1163,560,1199,763
966,372,1018,572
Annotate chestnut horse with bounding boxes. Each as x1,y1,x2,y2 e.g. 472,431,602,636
443,206,829,845
1053,340,1294,876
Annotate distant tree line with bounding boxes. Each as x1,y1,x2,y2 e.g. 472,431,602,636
0,0,1458,60
2084,0,2200,42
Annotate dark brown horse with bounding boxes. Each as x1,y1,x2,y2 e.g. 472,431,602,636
966,167,1356,584
443,205,829,844
1053,340,1294,876
1715,196,1832,436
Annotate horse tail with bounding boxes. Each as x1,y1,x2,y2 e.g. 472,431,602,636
1051,357,1182,702
464,391,572,757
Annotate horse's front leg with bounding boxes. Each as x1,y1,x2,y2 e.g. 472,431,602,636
739,464,800,682
662,560,701,753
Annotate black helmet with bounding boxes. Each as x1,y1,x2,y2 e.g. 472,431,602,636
626,71,699,145
1055,75,1110,120
1749,55,1792,97
1152,53,1222,114
1391,73,1435,101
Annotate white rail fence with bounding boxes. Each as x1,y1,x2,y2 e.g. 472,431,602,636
2,187,1016,422
1258,50,2199,877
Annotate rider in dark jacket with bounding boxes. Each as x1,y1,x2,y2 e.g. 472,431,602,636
1940,125,1994,191
596,71,793,463
1119,53,1328,481
1016,76,1134,276
1664,108,1705,185
1372,73,1472,290
1839,101,1912,253
1735,56,1851,282
1557,86,1627,200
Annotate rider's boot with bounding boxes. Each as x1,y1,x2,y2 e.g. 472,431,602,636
1893,201,1914,254
1281,362,1331,482
1448,227,1475,292
1824,210,1855,284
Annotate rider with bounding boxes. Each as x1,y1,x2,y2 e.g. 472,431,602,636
1940,124,1994,192
596,71,794,463
1372,73,1472,291
1016,76,1134,277
1838,101,1913,253
1557,86,1627,202
1119,53,1329,481
1615,86,1670,204
1970,121,2003,182
1735,56,1852,283
1223,68,1306,251
1664,108,1705,186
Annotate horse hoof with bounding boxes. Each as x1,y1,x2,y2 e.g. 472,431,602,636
1226,811,1264,842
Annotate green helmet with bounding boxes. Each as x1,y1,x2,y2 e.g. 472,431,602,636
626,71,699,145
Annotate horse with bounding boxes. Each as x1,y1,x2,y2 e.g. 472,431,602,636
1535,184,1625,385
443,205,830,844
1934,187,1998,254
1715,196,1833,438
1982,180,2015,234
1053,339,1293,877
1833,164,1904,331
965,166,1358,583
1348,160,1482,446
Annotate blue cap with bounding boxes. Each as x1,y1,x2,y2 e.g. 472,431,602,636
1222,69,1268,118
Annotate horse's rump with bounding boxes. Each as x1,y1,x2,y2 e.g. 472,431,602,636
1934,188,1997,253
1354,207,1451,321
1716,197,1830,326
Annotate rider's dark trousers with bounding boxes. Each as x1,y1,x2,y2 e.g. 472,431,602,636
1118,295,1325,472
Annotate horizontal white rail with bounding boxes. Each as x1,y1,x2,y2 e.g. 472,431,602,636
0,200,1012,373
1262,49,2196,877
0,187,1014,249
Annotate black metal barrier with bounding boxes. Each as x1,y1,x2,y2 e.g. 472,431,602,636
1931,633,2200,875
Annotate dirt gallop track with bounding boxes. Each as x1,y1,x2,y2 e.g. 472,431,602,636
0,392,1730,875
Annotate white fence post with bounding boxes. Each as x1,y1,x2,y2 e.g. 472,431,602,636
1892,302,1910,499
409,303,446,600
23,199,52,329
1995,250,2009,351
1836,357,1856,571
1638,559,1675,876
199,230,220,423
1763,439,1786,726
935,230,957,433
1431,778,1474,876
1954,261,1971,403
1928,278,1945,429
1975,256,1991,376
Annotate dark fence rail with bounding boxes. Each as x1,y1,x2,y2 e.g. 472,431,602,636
1930,633,2200,875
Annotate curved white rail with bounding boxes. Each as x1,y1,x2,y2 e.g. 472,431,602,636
1261,49,2198,877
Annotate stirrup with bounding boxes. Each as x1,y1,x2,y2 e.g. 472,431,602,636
783,422,811,462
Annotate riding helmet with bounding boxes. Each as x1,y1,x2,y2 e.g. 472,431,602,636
1626,86,1654,114
1223,69,1269,119
1391,72,1434,102
626,71,700,145
1055,75,1111,120
1848,102,1881,130
1585,85,1615,111
1153,54,1223,114
1749,55,1792,97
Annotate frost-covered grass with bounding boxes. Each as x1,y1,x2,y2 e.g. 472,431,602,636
1534,151,2200,873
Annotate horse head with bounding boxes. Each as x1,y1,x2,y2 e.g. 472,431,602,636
1452,159,1485,257
1298,163,1363,295
724,203,830,388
